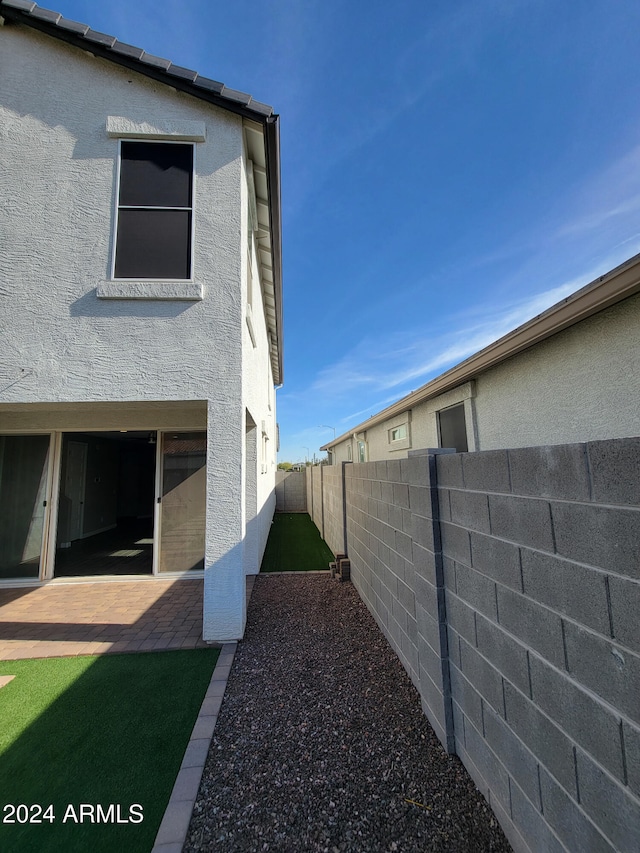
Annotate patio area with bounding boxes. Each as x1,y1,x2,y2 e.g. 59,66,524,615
0,577,207,660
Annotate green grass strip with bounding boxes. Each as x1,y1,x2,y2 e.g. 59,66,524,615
0,648,219,853
260,512,334,572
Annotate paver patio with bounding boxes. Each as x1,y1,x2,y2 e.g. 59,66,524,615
0,577,207,660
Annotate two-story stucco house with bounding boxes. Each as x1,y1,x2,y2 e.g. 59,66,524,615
0,1,283,641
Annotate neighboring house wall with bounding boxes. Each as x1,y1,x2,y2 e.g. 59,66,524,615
309,441,640,853
275,471,307,512
0,22,278,639
473,293,640,449
329,433,367,465
325,292,640,463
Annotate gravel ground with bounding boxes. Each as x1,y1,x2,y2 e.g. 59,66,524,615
185,574,512,853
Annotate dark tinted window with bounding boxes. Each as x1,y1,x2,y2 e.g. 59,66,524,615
115,142,193,279
438,404,468,452
115,210,191,279
119,142,192,207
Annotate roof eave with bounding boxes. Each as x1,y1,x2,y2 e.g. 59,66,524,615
265,115,284,385
0,4,273,123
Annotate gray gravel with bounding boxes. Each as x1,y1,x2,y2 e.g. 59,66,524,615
185,574,511,852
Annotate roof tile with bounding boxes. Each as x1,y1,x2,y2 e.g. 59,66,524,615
219,86,252,106
111,40,145,60
56,16,89,35
1,0,36,12
84,28,117,48
245,99,273,117
140,51,172,71
195,75,225,95
166,64,199,82
30,5,59,22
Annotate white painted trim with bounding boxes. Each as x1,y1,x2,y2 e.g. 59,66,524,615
97,281,204,300
42,431,59,582
192,140,198,282
106,117,206,141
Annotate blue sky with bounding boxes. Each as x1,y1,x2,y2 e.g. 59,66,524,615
39,0,640,462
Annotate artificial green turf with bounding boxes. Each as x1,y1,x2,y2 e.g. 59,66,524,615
0,648,219,853
260,512,334,572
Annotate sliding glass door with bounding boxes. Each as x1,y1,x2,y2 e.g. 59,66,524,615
0,435,52,580
157,432,206,573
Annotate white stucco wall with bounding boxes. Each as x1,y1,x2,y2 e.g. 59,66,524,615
473,293,640,449
329,439,354,465
1,25,243,407
240,159,277,575
0,23,277,640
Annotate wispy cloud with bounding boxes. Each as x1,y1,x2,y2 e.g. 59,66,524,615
552,145,640,242
308,279,578,405
284,136,640,455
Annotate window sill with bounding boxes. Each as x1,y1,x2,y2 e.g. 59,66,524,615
388,439,411,451
97,281,203,301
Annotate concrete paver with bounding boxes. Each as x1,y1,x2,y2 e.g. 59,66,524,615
0,577,205,659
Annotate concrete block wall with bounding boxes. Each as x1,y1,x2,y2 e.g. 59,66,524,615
439,438,640,853
275,471,307,512
344,460,419,687
310,437,640,853
321,463,347,557
304,465,322,532
307,465,324,538
306,463,350,556
344,455,454,749
305,466,313,524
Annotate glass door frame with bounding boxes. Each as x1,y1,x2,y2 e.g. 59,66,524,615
49,428,162,581
152,433,162,576
48,428,159,581
41,431,62,581
0,430,58,585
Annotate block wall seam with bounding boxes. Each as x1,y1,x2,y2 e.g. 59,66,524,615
425,453,456,752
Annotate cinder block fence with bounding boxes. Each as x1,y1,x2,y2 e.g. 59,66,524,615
306,439,640,853
275,470,307,512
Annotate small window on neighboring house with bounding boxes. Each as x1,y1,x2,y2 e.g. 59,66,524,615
389,424,407,443
438,403,468,452
357,440,367,463
347,445,352,462
114,141,194,279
